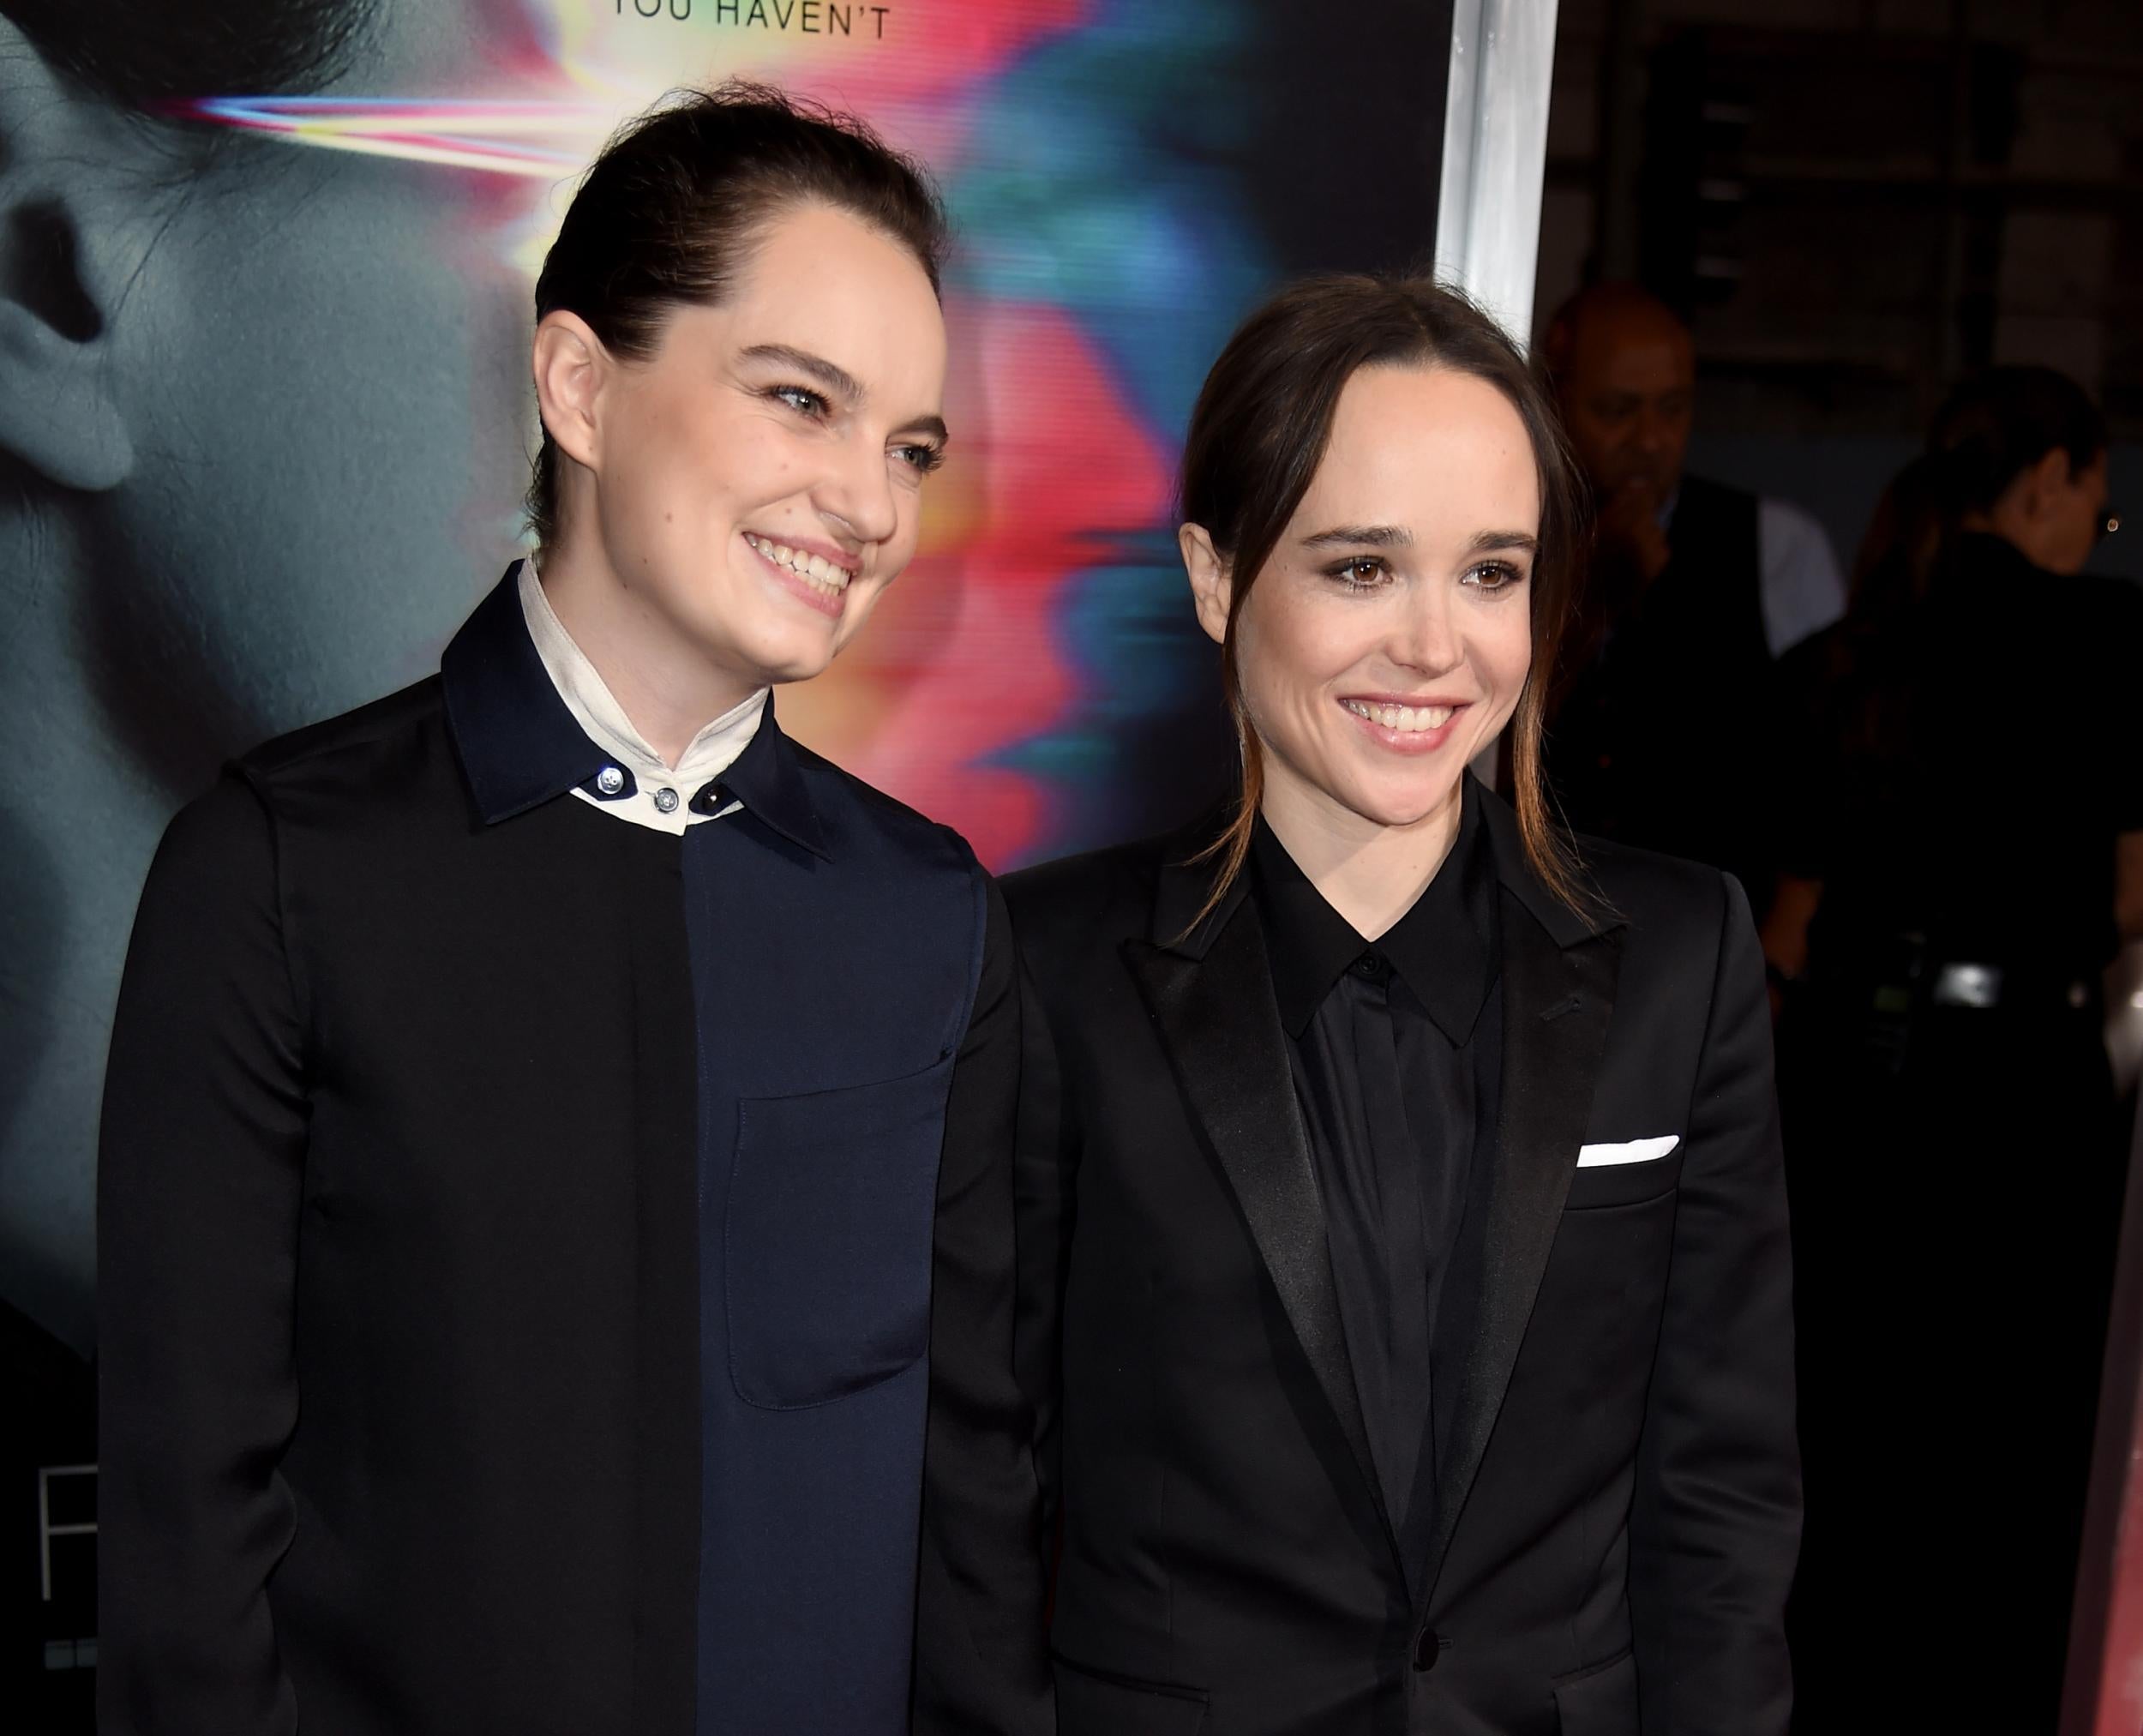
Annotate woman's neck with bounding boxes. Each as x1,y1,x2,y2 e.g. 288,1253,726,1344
535,535,760,768
1259,762,1463,941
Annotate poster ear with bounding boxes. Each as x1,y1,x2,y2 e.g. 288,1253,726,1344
0,21,139,493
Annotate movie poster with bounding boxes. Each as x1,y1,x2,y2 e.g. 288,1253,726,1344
3,0,1450,1697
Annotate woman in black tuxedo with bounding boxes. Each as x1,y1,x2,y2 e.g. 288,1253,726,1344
1003,277,1799,1734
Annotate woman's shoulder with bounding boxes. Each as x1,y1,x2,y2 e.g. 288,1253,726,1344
781,736,981,880
1564,830,1752,958
236,676,450,803
1002,830,1181,952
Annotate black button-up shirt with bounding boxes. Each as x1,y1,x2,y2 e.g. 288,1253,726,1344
1251,780,1502,1552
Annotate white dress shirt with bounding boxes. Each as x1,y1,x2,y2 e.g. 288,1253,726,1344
517,559,767,836
1756,497,1848,657
1653,490,1848,658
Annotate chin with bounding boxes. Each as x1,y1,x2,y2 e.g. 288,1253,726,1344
732,620,843,684
1343,771,1468,831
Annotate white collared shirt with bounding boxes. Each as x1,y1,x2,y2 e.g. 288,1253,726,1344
1653,489,1848,656
516,559,768,836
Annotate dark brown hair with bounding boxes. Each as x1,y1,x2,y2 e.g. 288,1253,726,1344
527,81,948,550
1179,273,1588,918
3,0,376,109
1817,363,2109,772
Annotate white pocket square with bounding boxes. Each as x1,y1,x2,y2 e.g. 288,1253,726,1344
1576,1135,1681,1168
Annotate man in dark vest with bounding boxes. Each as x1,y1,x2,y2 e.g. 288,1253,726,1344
1542,283,1844,910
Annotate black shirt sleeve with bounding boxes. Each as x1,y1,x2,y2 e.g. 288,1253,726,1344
97,772,307,1734
912,875,1056,1735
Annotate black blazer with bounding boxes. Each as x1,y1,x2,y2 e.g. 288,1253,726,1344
96,579,1051,1735
1005,784,1798,1735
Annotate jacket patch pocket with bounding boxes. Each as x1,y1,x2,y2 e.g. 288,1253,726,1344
1553,1648,1638,1736
725,1054,954,1409
1054,1657,1209,1736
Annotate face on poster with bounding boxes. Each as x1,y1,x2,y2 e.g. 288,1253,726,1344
0,0,1443,1353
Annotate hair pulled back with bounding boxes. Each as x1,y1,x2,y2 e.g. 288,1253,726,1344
1179,273,1590,918
527,80,947,550
1853,364,2107,616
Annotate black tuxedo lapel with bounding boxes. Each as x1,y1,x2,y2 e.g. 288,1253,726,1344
1124,865,1394,1556
1423,807,1624,1594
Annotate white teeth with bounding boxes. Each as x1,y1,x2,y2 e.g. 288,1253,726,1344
1343,700,1457,733
748,535,852,594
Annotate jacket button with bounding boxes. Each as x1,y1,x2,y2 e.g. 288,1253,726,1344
1412,1627,1440,1672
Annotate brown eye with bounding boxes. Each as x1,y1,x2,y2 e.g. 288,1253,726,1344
1464,562,1524,592
1328,556,1385,587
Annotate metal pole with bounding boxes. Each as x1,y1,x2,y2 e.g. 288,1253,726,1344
1436,0,1565,351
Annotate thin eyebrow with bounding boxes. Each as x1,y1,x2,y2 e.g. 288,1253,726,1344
739,342,947,446
737,343,864,405
1300,525,1414,550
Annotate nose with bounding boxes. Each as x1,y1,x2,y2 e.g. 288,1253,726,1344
816,426,900,550
1391,579,1462,676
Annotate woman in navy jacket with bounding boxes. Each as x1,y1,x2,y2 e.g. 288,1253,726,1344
97,86,1050,1736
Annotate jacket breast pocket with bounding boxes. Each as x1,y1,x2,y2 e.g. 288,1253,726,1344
1564,1144,1685,1210
724,1054,954,1410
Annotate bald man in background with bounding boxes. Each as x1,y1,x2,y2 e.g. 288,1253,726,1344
1543,283,1845,910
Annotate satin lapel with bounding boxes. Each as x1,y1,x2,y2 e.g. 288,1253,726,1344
1422,888,1621,1589
1123,904,1393,1546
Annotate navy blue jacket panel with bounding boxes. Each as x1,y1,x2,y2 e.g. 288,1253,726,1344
679,732,985,1733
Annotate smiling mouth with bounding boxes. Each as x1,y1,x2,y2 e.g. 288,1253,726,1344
1341,700,1458,733
745,532,854,604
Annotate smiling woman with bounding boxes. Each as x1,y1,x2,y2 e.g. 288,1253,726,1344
96,81,1050,1736
1001,274,1801,1734
525,88,952,757
1174,275,1588,930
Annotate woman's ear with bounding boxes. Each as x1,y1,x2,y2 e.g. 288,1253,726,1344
1179,523,1234,646
0,22,152,493
532,311,611,476
2021,446,2073,520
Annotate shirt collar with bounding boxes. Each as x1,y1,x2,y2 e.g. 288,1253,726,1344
441,562,826,858
517,558,767,796
1251,774,1498,1042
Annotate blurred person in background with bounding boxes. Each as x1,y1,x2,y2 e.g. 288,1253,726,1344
1766,364,2137,1728
1542,282,1846,910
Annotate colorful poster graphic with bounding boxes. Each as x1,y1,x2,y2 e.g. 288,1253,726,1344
0,0,1447,1367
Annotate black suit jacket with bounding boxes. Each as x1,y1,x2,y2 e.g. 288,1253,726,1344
96,581,1051,1735
1004,784,1798,1735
